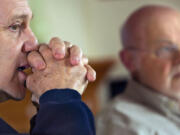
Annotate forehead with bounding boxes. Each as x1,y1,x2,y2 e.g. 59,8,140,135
144,13,180,49
0,0,32,24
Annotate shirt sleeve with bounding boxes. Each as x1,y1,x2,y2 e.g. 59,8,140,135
30,89,95,135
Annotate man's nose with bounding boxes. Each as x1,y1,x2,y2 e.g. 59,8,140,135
22,28,38,53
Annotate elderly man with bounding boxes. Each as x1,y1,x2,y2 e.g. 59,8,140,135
0,0,96,135
96,5,180,135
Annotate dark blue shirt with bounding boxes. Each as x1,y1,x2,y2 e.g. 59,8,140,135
0,89,95,135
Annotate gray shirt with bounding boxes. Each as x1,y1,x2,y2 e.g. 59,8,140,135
96,80,180,135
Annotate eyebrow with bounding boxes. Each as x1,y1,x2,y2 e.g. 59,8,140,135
155,40,179,49
156,39,173,44
154,39,178,47
10,14,33,22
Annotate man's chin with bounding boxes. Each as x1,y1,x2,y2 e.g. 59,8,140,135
11,86,26,101
0,89,25,103
3,84,27,101
7,72,27,100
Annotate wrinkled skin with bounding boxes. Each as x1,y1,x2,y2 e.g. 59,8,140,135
121,6,180,102
0,0,36,100
27,45,88,99
0,0,96,102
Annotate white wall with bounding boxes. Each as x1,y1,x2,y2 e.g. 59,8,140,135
85,0,180,59
29,0,180,59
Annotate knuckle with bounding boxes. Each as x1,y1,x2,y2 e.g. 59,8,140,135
82,56,89,64
38,43,47,46
72,45,79,50
27,51,37,61
39,45,48,51
80,66,87,74
54,43,65,50
71,45,82,56
64,41,71,46
39,45,51,55
50,37,61,45
64,41,72,48
43,49,51,56
28,51,36,57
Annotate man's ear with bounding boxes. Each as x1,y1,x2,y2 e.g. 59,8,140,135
119,49,137,73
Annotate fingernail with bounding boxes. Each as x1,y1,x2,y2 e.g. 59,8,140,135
55,51,65,59
72,57,80,64
88,72,96,82
37,62,45,69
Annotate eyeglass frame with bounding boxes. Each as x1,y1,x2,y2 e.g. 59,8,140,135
124,41,180,60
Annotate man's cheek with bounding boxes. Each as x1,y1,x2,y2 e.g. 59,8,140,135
144,58,171,83
7,45,23,61
158,60,172,78
156,60,173,89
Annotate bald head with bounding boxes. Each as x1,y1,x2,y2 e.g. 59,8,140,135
121,5,180,49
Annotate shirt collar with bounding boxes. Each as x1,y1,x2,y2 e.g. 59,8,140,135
124,80,180,117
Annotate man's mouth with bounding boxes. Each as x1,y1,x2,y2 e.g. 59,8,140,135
17,66,27,71
17,65,32,75
17,65,32,88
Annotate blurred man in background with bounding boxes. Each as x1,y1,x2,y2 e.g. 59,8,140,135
0,0,96,134
96,5,180,135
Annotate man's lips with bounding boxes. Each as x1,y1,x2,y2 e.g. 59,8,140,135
17,66,26,71
17,65,32,88
17,65,30,71
17,64,32,75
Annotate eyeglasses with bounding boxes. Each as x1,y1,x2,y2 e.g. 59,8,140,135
126,44,180,59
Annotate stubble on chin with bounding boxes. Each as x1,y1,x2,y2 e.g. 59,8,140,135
0,89,19,102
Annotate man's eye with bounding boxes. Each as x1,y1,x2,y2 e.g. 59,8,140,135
156,46,179,58
9,24,21,32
